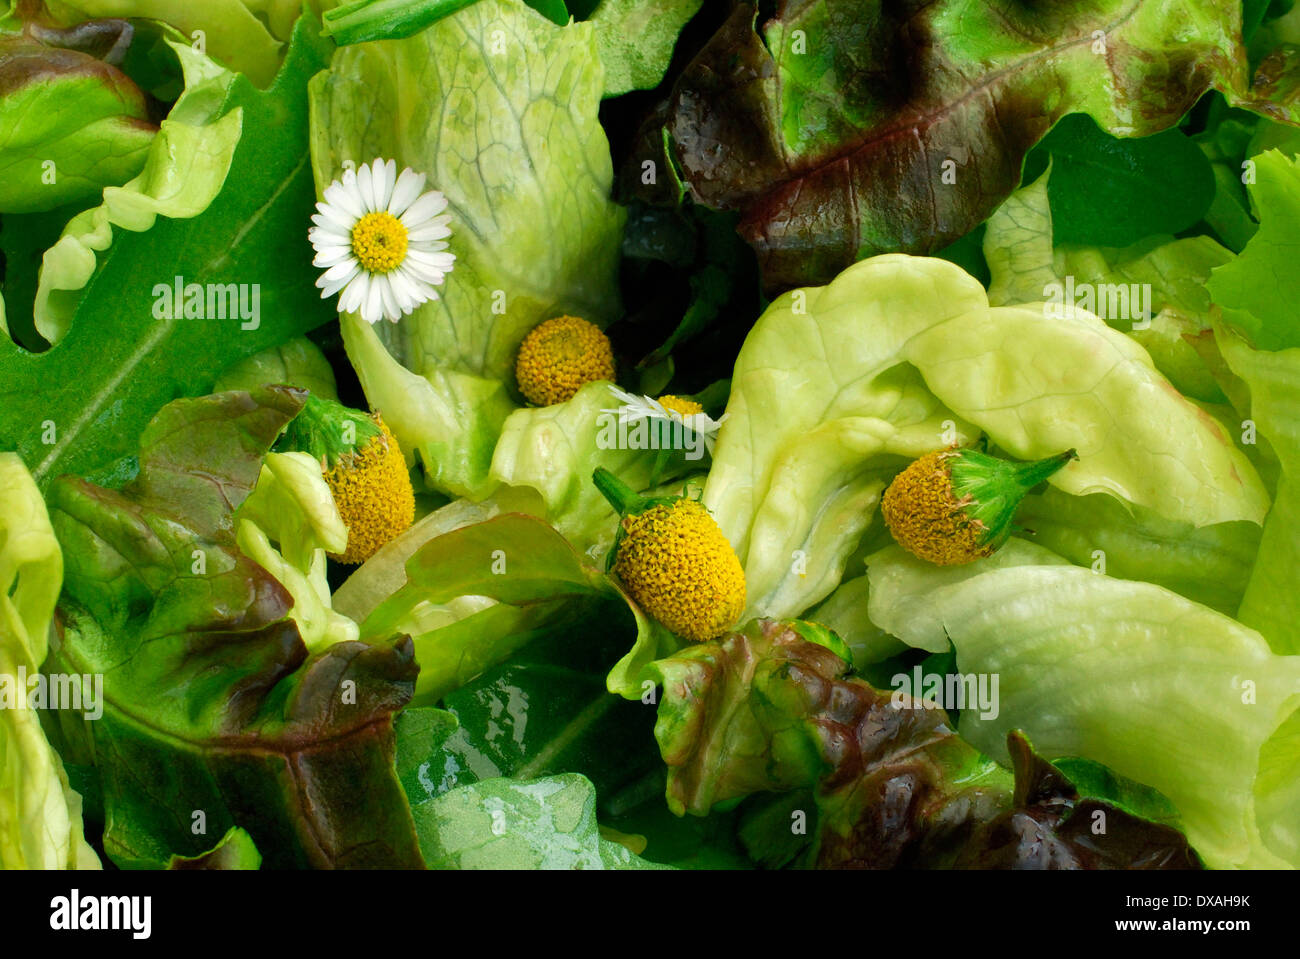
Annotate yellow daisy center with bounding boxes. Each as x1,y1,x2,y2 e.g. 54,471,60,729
657,395,703,417
350,211,408,274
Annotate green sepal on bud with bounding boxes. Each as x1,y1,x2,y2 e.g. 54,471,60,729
881,446,1077,566
275,394,383,471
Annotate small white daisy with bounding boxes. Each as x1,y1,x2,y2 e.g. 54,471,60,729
308,158,456,325
603,386,728,455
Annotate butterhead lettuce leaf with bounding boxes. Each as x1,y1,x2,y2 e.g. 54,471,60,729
33,36,242,345
704,254,1267,630
1206,151,1300,655
984,166,1236,404
411,773,670,870
865,556,1300,869
0,14,155,215
234,450,359,652
0,453,100,870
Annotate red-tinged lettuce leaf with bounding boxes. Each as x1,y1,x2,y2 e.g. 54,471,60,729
948,733,1203,870
646,620,1201,869
42,387,425,869
0,16,336,490
0,14,155,213
640,0,1294,289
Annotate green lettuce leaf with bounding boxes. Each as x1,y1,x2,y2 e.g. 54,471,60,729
0,17,337,490
334,491,544,623
1016,486,1261,617
592,0,700,98
705,254,1265,631
1218,333,1300,655
488,380,698,559
411,774,669,869
405,596,665,825
359,513,609,703
321,0,479,45
866,538,1072,655
803,572,903,667
0,16,155,214
984,165,1237,403
235,450,359,651
702,256,985,622
32,36,241,344
864,555,1300,869
166,826,261,869
309,0,625,498
1208,149,1300,351
44,0,296,87
640,0,1289,289
0,453,100,869
214,336,338,399
645,619,1199,868
1025,113,1216,249
43,388,425,869
1206,151,1300,656
901,302,1268,527
349,502,681,704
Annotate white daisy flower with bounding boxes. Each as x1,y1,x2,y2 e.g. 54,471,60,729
603,386,728,455
308,157,456,325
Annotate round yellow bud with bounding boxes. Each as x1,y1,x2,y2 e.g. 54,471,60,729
515,315,616,406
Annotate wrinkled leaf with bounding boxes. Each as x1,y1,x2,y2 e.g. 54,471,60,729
0,18,154,213
865,556,1300,868
647,1,1283,289
44,388,424,869
647,619,1200,868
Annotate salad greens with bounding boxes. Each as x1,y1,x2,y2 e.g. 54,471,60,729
0,12,155,214
44,388,424,868
646,619,1199,868
864,553,1300,869
309,0,625,498
630,0,1300,289
3,0,1300,874
33,35,241,344
0,16,337,489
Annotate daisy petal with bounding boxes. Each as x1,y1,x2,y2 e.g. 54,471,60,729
312,203,354,233
374,159,397,211
312,245,353,269
401,190,449,226
405,223,453,243
363,277,384,324
388,168,427,217
324,179,363,219
319,263,360,298
359,161,380,214
341,272,370,315
320,257,361,283
377,275,401,321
